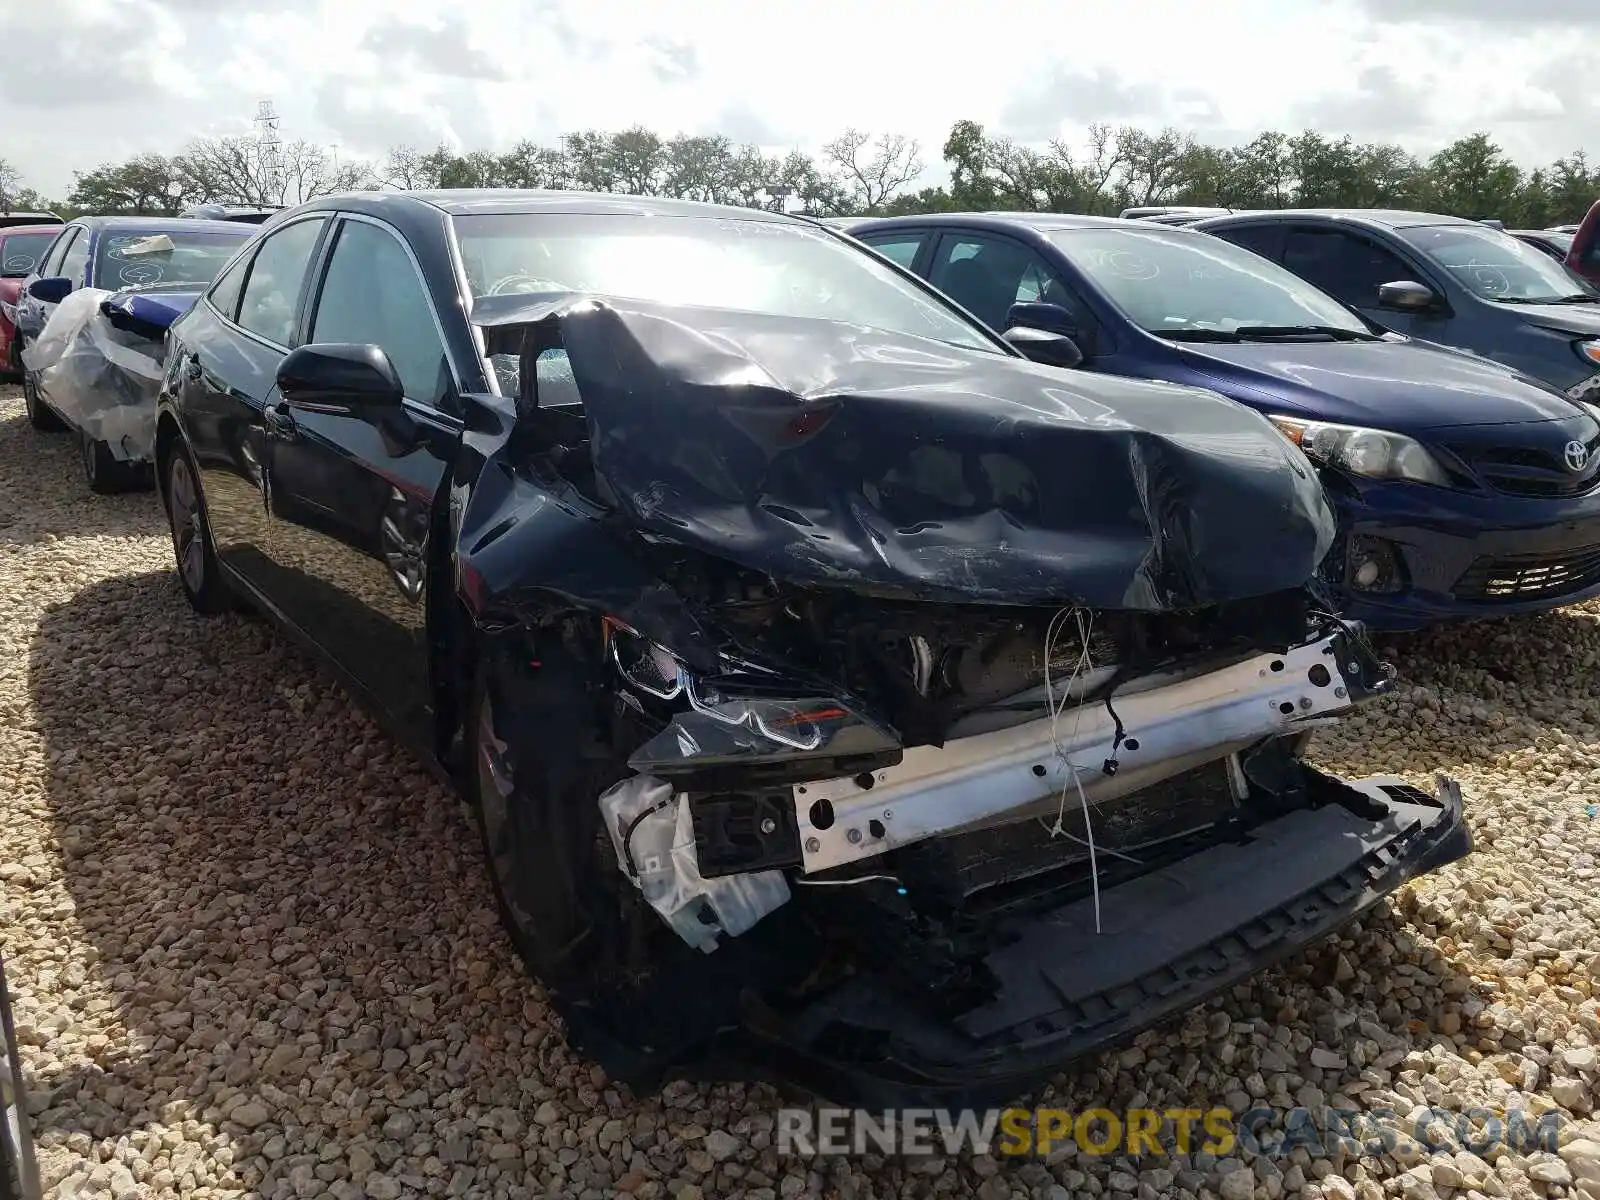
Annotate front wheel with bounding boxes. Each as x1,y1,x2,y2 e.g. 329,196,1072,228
22,365,64,432
163,444,231,614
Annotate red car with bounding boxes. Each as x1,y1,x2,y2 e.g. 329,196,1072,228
0,224,63,378
1566,200,1600,287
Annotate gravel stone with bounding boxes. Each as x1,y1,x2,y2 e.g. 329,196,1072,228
9,380,1600,1199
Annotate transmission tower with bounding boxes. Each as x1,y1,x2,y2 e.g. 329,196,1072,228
254,98,284,203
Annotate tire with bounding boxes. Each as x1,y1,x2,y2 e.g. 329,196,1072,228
80,430,143,495
163,443,232,614
22,365,64,432
466,645,665,993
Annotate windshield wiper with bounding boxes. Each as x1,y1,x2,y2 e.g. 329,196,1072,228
1163,325,1375,342
1232,325,1377,341
1491,294,1599,305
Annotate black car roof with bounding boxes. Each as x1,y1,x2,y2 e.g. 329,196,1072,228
295,189,797,224
1195,209,1478,230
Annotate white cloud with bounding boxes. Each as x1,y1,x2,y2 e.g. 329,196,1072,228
3,0,1596,198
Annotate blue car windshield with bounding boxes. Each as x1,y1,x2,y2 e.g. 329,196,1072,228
452,212,998,352
1048,226,1371,335
94,229,250,290
1405,224,1596,303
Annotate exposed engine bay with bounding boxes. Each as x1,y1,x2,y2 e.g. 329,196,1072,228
578,575,1435,1081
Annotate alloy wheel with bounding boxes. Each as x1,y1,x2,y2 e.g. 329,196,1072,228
167,452,206,594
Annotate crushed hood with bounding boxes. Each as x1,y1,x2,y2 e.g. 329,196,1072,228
476,296,1336,610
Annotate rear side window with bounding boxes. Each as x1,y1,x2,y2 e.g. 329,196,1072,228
207,252,250,321
1282,228,1413,308
237,217,328,346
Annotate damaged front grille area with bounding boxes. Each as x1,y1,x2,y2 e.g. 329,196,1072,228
597,612,1391,966
936,757,1240,905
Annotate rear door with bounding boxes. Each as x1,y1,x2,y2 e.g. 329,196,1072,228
172,214,330,595
258,212,462,747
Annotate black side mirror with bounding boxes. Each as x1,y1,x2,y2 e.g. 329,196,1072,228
27,276,71,304
1377,281,1438,312
1004,325,1084,369
1006,301,1078,338
277,343,405,410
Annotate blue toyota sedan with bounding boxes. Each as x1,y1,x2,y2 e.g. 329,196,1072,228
846,212,1600,630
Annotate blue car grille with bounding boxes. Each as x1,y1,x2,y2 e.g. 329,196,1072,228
1458,432,1600,498
1453,544,1600,603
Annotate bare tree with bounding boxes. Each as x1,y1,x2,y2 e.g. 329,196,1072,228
821,128,924,214
383,144,445,190
177,136,375,207
0,158,22,211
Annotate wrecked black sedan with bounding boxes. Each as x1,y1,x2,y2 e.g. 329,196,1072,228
155,191,1469,1106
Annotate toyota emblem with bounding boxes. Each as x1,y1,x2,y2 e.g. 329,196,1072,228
1566,439,1591,473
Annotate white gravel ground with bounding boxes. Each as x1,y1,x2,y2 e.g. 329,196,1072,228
6,382,1600,1200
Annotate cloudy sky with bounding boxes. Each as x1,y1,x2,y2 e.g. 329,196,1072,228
3,0,1597,198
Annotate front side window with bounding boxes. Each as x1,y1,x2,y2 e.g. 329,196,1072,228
57,229,90,286
928,235,1063,331
1404,223,1598,303
1209,223,1284,262
859,235,924,270
236,217,328,346
1,232,60,278
39,229,77,278
1049,226,1372,336
452,213,999,353
1282,228,1416,308
95,229,251,290
310,219,450,406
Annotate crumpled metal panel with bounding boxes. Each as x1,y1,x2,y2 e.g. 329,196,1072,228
476,294,1336,610
21,287,171,462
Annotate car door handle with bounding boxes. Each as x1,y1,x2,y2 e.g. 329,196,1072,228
264,402,299,442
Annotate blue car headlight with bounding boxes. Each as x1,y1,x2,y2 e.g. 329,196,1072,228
1268,415,1451,487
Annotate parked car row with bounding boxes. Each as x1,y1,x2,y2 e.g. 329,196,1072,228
15,216,252,489
18,187,1599,1105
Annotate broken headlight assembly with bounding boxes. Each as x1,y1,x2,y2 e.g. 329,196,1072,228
604,618,902,775
1269,415,1451,487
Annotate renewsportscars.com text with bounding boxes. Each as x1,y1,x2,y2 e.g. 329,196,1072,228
776,1105,1565,1159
